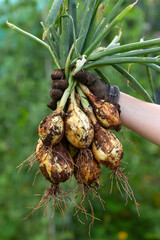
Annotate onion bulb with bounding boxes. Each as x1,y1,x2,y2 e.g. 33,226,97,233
80,84,121,131
86,107,123,169
25,139,75,220
92,124,123,169
35,139,74,184
65,89,94,148
37,107,64,146
74,149,101,187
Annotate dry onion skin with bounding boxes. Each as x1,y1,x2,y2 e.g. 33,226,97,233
65,89,94,148
37,107,64,146
80,84,121,131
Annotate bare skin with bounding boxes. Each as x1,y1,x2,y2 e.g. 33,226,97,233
119,92,160,146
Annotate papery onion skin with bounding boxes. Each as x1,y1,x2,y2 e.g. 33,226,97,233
65,101,94,149
35,139,74,184
92,123,124,170
74,149,101,187
37,107,64,146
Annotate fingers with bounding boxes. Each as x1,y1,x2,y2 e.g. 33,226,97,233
47,69,67,111
74,70,88,84
74,70,98,87
51,69,64,80
50,89,63,100
51,79,68,90
47,101,57,110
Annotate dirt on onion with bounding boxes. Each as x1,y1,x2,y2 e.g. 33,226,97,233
37,107,64,146
65,89,94,148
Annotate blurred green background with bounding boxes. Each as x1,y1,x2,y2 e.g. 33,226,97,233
0,0,160,239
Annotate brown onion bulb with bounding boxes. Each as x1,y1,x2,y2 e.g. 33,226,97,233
92,123,123,169
35,139,74,184
65,89,94,148
74,149,101,187
37,107,64,146
80,84,121,131
86,107,123,170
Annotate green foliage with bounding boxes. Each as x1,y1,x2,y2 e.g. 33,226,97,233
1,0,160,240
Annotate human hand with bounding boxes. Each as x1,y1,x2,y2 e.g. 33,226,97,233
74,70,120,103
47,69,68,110
47,69,120,110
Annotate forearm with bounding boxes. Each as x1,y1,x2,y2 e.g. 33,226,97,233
119,92,160,146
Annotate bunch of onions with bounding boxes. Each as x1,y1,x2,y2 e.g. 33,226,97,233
10,0,160,229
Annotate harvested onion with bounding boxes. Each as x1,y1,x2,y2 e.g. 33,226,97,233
37,107,64,146
74,148,101,187
23,139,76,220
80,83,121,131
35,139,74,184
65,89,94,148
86,107,123,169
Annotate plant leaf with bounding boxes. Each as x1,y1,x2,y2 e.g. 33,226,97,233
84,0,138,56
88,38,160,60
95,68,111,84
82,0,106,51
76,0,97,54
112,64,154,102
84,56,160,69
68,0,77,41
42,0,63,40
146,66,156,102
92,0,124,42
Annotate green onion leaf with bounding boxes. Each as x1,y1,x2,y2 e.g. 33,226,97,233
68,0,77,45
146,66,156,102
84,0,138,56
95,68,111,84
88,38,160,60
84,56,160,69
76,0,97,54
42,0,63,40
112,64,154,102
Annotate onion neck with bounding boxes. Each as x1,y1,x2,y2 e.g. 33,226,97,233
79,83,96,103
